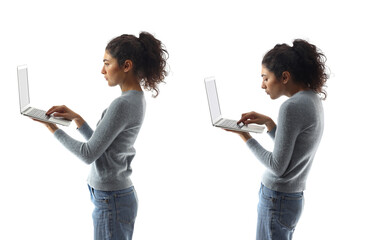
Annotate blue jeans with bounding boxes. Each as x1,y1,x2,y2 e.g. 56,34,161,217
88,185,138,240
257,184,304,240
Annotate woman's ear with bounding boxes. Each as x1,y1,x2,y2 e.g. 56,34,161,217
122,60,133,73
281,71,291,84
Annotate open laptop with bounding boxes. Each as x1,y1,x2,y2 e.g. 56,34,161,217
17,65,71,126
204,76,265,133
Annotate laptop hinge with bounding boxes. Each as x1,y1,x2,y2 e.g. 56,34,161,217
22,106,32,114
214,117,224,126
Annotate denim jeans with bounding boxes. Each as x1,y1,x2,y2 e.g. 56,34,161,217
88,185,138,240
257,184,304,240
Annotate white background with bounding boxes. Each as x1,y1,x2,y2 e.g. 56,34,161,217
1,0,370,239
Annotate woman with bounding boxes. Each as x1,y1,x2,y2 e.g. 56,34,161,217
226,39,328,239
34,32,168,240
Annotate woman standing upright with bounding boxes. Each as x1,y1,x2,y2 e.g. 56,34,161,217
34,32,168,240
226,39,328,240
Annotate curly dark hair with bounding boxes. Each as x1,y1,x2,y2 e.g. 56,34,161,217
262,39,329,100
105,32,169,97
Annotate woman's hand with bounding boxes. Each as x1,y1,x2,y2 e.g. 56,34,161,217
224,129,252,142
32,118,59,134
46,105,85,128
46,105,79,120
237,111,276,132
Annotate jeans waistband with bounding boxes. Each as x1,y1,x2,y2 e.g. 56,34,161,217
88,185,134,197
261,183,303,198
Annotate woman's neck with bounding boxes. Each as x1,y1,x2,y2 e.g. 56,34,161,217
285,83,310,97
120,76,143,92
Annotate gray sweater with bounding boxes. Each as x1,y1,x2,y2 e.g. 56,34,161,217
246,90,324,193
54,90,145,191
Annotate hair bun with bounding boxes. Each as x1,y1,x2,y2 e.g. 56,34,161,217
292,39,317,58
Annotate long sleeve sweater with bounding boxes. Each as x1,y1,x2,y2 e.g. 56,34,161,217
246,90,324,193
54,90,145,191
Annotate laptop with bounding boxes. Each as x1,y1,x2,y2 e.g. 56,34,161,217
204,76,265,133
17,65,71,126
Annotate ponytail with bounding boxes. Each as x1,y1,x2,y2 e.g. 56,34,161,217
291,39,328,99
138,32,168,97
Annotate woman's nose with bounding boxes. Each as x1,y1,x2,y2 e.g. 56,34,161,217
101,66,106,74
261,81,266,89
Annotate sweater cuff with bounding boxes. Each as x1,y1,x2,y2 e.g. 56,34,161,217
77,122,94,140
267,126,276,139
246,137,258,146
53,128,64,138
53,128,68,143
77,121,89,132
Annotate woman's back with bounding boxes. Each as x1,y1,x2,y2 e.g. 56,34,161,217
259,90,324,193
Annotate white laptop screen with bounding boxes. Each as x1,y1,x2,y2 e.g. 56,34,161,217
17,65,30,112
205,77,222,124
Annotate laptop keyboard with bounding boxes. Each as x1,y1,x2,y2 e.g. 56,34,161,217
29,108,50,120
219,119,243,129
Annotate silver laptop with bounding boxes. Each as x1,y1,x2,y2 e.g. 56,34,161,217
204,76,265,133
17,65,71,126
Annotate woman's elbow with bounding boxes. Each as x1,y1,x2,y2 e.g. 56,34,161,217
79,145,100,165
273,169,286,177
79,152,99,165
269,161,286,177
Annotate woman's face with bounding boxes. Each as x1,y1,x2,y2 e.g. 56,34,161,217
101,51,126,87
261,65,286,99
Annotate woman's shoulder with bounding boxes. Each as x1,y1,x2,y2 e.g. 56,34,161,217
112,91,144,104
280,90,322,118
285,90,320,106
109,95,130,109
108,91,145,113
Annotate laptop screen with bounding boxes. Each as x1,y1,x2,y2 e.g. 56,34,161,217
17,65,30,112
205,77,222,124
